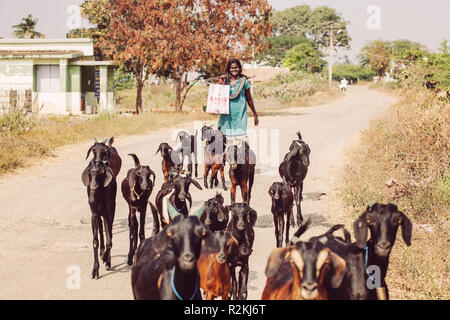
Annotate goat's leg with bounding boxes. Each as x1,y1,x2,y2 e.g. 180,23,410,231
277,214,285,248
193,152,198,178
239,264,249,300
102,216,113,270
230,265,237,300
220,165,227,190
139,206,146,242
127,208,138,266
289,205,295,227
98,218,105,258
91,215,100,279
241,184,248,204
204,164,211,189
230,184,237,204
273,214,280,247
294,184,304,226
210,166,218,189
285,211,291,247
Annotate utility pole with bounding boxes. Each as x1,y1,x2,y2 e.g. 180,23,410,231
328,24,334,87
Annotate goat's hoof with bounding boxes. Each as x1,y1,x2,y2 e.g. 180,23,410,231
223,186,227,191
127,257,133,266
92,269,99,279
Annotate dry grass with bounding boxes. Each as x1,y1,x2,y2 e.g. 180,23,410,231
0,110,216,176
338,88,449,299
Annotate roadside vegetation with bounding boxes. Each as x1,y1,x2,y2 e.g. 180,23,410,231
338,40,449,299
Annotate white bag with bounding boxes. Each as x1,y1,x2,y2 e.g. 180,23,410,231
206,84,230,115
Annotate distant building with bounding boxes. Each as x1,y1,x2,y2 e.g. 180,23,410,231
0,38,115,114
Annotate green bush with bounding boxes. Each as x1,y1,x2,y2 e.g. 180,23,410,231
332,63,376,82
0,104,36,135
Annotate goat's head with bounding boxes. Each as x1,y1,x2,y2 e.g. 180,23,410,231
265,241,346,300
86,138,110,162
82,160,114,190
176,130,190,143
227,203,257,231
286,132,310,167
169,173,202,202
201,124,215,142
213,231,239,264
202,193,228,229
268,182,292,201
128,154,156,193
153,215,217,273
225,142,248,169
354,202,412,257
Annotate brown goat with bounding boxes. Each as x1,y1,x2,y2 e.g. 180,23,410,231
197,231,238,300
261,232,346,300
156,142,181,182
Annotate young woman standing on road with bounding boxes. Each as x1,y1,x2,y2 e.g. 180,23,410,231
218,58,259,146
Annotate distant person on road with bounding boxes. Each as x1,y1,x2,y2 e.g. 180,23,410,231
218,58,259,148
340,77,348,92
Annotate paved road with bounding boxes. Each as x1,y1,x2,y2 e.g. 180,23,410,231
0,85,396,299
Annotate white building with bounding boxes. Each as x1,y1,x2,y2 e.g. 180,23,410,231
0,38,115,114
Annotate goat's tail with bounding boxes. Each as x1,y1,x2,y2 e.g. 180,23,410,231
149,202,160,236
325,224,351,243
296,131,302,141
128,153,140,168
290,219,311,244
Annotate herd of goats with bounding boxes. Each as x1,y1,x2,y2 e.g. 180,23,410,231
81,125,413,300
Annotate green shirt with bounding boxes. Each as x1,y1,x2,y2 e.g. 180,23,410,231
218,77,251,137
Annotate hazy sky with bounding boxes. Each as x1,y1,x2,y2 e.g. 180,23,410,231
0,0,449,61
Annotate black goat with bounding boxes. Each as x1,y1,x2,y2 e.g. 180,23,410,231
176,130,198,178
226,203,257,300
279,131,310,225
82,160,117,279
156,142,182,182
121,154,159,266
269,181,295,247
131,214,217,300
86,137,122,177
310,202,412,300
155,173,203,227
199,193,229,232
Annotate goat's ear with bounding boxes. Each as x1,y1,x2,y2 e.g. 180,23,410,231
398,211,412,246
152,226,175,253
199,225,218,251
265,247,292,278
188,178,203,191
353,213,369,249
149,168,156,186
155,143,163,155
81,166,90,187
247,207,257,227
103,167,114,187
128,171,137,198
85,146,93,160
327,250,347,288
108,136,114,147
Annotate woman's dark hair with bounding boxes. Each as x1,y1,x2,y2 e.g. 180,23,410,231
226,58,248,79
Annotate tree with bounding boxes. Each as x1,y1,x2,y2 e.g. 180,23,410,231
361,40,391,77
12,14,45,39
332,63,376,82
283,39,324,73
99,0,272,113
257,5,350,67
